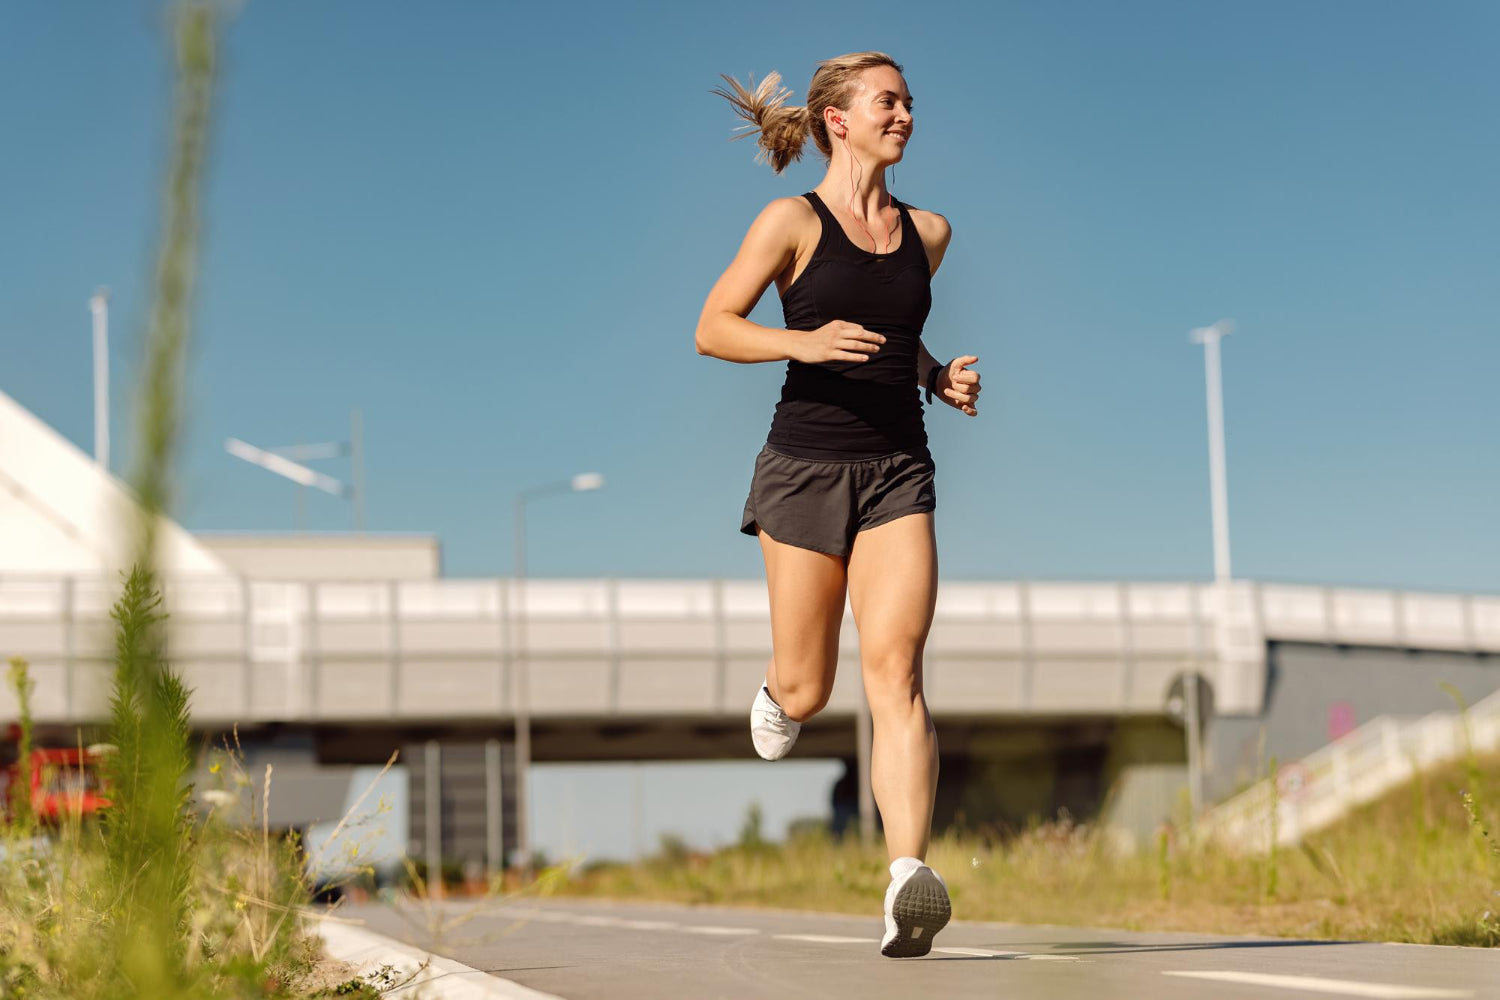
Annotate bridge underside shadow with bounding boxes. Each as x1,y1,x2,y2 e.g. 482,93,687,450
292,712,1192,849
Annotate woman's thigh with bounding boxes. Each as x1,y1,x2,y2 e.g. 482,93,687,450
758,526,847,704
846,512,938,693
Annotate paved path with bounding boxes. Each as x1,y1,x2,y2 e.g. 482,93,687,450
333,896,1500,1000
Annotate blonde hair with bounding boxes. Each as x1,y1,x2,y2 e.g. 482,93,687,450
712,52,904,174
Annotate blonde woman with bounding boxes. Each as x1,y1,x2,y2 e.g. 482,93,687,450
695,52,982,958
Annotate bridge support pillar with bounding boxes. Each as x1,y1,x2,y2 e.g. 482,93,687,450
407,738,518,889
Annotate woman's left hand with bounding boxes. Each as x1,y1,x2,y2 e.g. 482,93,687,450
940,355,981,417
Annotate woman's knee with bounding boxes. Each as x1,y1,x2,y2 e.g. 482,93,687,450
776,671,834,722
862,646,924,706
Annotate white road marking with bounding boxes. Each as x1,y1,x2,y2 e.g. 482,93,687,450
508,910,680,932
1162,972,1474,998
494,907,1082,960
509,910,572,922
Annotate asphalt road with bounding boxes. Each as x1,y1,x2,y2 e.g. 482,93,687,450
335,896,1500,1000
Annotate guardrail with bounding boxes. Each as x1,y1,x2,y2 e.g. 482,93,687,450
1197,686,1500,852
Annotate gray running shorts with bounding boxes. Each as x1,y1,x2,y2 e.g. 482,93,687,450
739,445,936,558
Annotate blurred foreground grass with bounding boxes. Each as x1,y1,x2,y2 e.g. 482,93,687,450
0,4,387,996
557,750,1500,948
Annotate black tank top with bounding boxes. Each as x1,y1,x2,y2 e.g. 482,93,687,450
764,191,932,460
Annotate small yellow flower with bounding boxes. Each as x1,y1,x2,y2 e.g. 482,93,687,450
209,762,221,774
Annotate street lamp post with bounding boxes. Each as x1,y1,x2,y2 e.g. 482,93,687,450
90,288,110,470
1187,318,1235,819
1191,319,1235,590
512,472,604,880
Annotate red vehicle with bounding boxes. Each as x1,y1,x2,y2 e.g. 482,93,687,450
1,727,113,824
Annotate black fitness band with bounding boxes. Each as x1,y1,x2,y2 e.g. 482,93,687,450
924,361,946,405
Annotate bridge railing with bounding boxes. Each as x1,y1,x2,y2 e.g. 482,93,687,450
0,576,1493,726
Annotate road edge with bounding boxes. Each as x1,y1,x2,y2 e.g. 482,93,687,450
309,910,568,1000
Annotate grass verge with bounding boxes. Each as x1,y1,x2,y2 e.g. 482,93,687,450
554,750,1500,948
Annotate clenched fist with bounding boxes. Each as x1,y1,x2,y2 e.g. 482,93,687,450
938,355,981,417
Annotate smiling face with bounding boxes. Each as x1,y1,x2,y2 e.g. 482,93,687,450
828,64,914,166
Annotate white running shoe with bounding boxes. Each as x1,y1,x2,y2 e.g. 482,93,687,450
880,859,951,958
750,683,800,760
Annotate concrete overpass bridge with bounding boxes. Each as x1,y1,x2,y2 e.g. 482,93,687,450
4,573,1499,868
13,574,1496,729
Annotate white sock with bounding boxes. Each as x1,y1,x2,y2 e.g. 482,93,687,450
889,856,923,880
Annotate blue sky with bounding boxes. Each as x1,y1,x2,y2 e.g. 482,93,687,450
4,1,1498,595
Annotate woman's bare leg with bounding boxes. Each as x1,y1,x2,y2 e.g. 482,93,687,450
757,527,847,722
846,512,939,861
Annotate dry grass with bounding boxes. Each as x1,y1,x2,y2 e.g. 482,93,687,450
554,750,1500,947
0,730,336,996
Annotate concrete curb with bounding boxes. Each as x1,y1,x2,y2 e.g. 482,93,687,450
310,912,566,1000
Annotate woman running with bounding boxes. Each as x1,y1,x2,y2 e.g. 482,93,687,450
695,52,982,958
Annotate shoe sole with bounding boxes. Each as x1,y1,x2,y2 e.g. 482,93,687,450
880,868,951,958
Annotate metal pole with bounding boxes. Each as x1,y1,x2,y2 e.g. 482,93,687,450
508,474,602,880
485,738,503,876
856,687,875,843
513,495,531,881
90,289,109,469
631,764,645,861
1192,320,1233,797
1185,671,1204,819
425,740,442,899
351,408,365,532
1185,587,1207,820
1196,326,1233,587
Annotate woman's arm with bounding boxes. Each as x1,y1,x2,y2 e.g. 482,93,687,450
910,208,954,385
908,212,980,416
696,198,886,366
694,199,807,364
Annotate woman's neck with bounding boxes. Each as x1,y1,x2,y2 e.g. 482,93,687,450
817,159,892,221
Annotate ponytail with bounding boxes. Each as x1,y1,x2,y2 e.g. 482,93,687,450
711,72,812,174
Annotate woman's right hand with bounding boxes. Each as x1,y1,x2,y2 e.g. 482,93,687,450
791,321,886,364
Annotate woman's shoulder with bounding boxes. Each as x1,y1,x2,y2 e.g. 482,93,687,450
756,195,819,227
899,202,953,272
743,196,820,250
901,202,952,244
